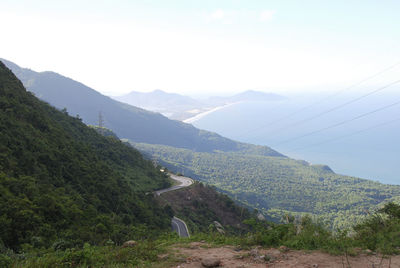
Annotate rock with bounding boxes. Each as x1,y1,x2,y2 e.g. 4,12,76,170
201,258,221,267
254,255,266,263
279,245,289,252
213,221,223,228
257,213,266,221
250,248,259,257
157,253,169,261
189,244,200,249
122,240,137,248
212,221,225,234
312,264,319,268
264,254,276,262
216,227,225,234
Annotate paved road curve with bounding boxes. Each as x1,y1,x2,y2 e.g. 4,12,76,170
155,173,193,237
171,216,190,237
155,174,194,196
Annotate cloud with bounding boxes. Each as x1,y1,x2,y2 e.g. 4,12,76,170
207,9,237,24
211,9,225,20
205,9,276,25
259,10,276,22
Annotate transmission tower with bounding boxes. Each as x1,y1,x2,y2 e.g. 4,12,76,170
98,111,105,134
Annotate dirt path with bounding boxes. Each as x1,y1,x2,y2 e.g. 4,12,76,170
169,242,400,268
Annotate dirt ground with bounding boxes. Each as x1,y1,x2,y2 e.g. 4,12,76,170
169,242,400,268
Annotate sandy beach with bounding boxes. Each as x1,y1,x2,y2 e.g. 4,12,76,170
183,102,239,124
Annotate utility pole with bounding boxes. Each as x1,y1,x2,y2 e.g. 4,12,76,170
98,111,105,135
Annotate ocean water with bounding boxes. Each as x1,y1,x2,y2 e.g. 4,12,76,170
191,93,400,185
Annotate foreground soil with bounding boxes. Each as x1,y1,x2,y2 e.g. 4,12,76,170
167,242,400,268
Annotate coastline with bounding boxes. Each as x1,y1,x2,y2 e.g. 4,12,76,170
183,102,239,124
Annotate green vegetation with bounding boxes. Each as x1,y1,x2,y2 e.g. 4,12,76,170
88,125,120,139
2,58,282,155
0,233,182,268
2,58,400,267
5,203,400,267
240,202,400,256
132,142,400,229
0,61,172,252
158,182,252,234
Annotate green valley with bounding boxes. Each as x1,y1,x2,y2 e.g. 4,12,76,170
131,142,400,229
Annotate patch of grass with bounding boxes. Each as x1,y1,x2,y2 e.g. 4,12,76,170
8,233,184,268
8,203,400,267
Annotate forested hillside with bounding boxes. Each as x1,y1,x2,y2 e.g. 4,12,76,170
4,58,400,232
132,142,400,229
159,182,252,234
0,61,172,250
1,59,282,156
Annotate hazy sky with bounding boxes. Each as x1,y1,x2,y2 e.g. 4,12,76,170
1,0,399,96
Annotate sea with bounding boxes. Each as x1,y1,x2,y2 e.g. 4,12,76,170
190,92,400,185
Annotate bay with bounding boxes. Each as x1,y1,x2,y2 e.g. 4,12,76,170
191,92,400,185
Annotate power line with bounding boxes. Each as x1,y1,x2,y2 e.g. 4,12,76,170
238,61,400,139
264,79,400,137
273,98,400,146
267,61,400,129
285,117,400,153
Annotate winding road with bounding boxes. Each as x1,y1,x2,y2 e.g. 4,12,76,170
172,216,190,237
156,173,193,237
155,174,194,196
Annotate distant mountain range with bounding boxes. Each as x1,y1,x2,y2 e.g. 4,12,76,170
112,89,204,120
3,58,400,231
1,58,281,156
207,90,286,104
112,89,286,120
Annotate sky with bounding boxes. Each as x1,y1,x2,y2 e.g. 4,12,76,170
1,0,400,96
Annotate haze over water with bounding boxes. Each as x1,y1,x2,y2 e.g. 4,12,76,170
190,92,400,185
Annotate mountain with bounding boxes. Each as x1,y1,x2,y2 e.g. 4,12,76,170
113,89,201,110
113,89,286,121
1,59,282,156
231,90,286,101
207,90,286,105
0,61,172,250
6,58,400,231
112,89,205,120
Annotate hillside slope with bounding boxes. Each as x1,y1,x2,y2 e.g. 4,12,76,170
132,142,400,229
158,182,252,235
1,59,282,156
0,61,172,250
